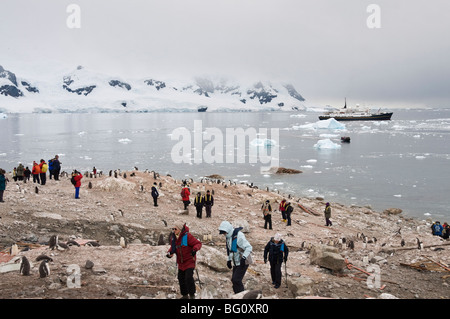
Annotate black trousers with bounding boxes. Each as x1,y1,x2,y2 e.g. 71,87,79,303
205,205,212,217
264,214,272,229
270,260,282,287
231,264,249,294
0,190,4,202
178,268,196,297
196,206,203,218
152,196,158,206
40,173,46,185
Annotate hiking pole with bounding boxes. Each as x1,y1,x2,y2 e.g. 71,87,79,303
195,268,203,289
284,260,288,288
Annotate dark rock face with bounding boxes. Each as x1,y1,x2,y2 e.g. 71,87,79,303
0,85,23,97
247,82,278,104
0,65,18,86
21,81,39,93
144,79,166,90
284,84,305,101
109,80,131,91
63,75,96,96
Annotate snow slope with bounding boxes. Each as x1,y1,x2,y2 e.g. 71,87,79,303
0,64,309,113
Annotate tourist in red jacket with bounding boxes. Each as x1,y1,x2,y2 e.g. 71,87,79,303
72,171,83,199
32,161,41,184
167,223,202,299
180,185,191,210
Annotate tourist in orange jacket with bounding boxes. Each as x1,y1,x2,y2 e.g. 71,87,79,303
32,161,41,184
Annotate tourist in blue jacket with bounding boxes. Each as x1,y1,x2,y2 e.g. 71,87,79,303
219,220,253,294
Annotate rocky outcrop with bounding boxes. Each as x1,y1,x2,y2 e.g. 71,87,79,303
309,245,345,272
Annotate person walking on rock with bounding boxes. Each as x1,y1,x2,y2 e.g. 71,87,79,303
261,200,273,230
72,171,83,199
151,182,159,207
16,163,24,182
203,190,214,218
194,192,204,218
166,222,202,299
264,233,289,289
0,168,7,203
279,198,287,223
324,202,332,226
284,202,293,226
39,159,48,186
181,184,190,210
32,161,40,184
219,221,253,294
52,155,61,180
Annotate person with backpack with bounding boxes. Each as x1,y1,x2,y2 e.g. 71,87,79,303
285,202,293,226
166,222,202,299
264,233,289,289
194,192,204,218
431,221,443,237
151,182,159,207
24,167,31,182
219,220,253,294
181,184,191,210
324,202,332,227
203,190,214,218
39,159,48,185
71,170,83,199
261,200,273,230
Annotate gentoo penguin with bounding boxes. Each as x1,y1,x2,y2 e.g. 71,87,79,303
49,235,58,250
20,256,31,276
85,241,100,247
39,260,50,278
36,255,53,262
401,239,406,247
347,240,355,250
120,237,127,248
35,186,39,194
66,240,80,247
57,242,69,250
416,238,423,250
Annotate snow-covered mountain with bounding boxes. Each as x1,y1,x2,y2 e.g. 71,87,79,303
0,64,308,113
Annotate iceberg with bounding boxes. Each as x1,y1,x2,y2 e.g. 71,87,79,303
0,113,7,119
313,139,341,150
294,118,346,130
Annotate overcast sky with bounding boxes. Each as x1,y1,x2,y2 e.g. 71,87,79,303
1,0,449,108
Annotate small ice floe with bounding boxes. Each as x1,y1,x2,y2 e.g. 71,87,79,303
118,138,132,144
306,159,317,163
78,131,87,136
313,139,341,150
0,113,8,119
393,194,402,198
415,155,426,160
250,138,277,147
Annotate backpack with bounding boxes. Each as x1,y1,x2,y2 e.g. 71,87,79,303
286,205,293,214
71,176,76,185
41,164,48,173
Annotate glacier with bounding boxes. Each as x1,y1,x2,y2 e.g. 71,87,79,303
0,64,309,114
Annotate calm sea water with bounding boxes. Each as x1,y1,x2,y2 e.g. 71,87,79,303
1,108,450,221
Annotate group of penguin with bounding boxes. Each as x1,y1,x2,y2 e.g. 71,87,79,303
17,234,101,278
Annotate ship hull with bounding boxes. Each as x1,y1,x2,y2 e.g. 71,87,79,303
319,112,393,121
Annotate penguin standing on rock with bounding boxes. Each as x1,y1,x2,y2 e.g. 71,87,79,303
49,235,58,250
39,260,50,278
20,256,31,276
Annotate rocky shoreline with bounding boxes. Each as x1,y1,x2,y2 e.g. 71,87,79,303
0,169,449,299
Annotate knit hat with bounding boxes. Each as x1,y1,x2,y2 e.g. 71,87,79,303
174,222,185,231
274,233,282,241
